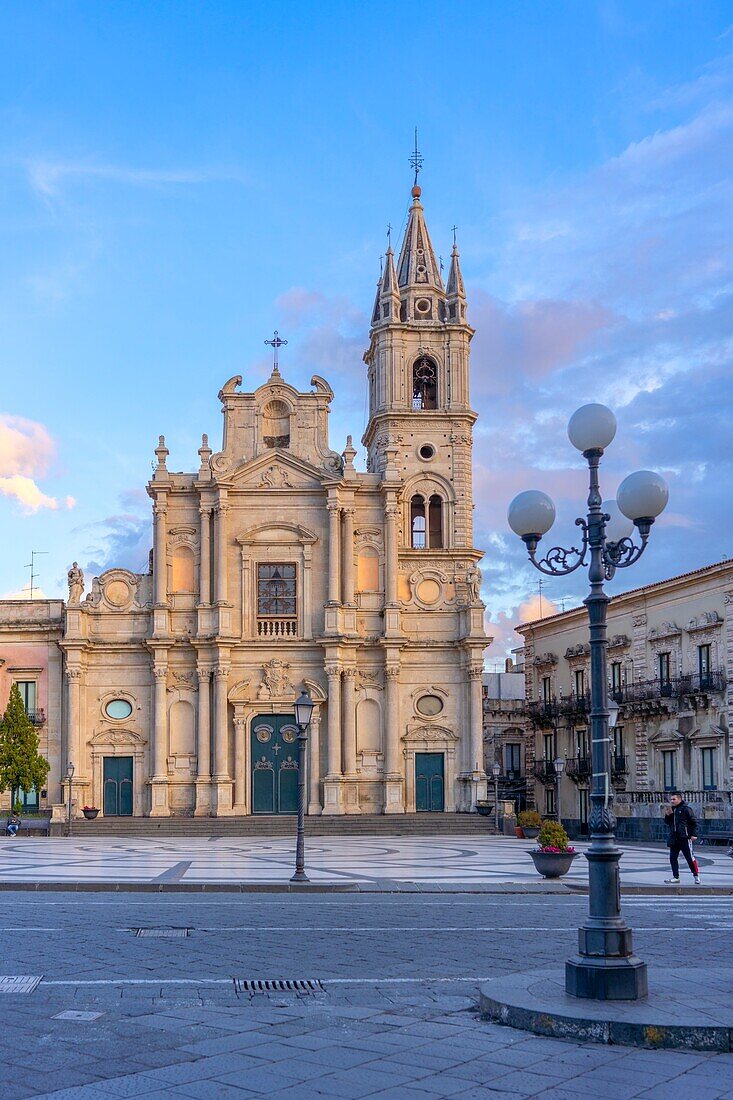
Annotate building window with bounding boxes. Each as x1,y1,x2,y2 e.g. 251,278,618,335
662,750,676,791
412,356,437,410
505,743,521,778
410,496,426,548
658,651,671,684
15,680,37,714
613,725,624,761
701,747,716,791
545,787,556,816
428,495,443,548
543,732,556,762
698,643,711,687
574,668,585,697
257,563,297,637
576,727,589,761
542,676,552,704
610,661,622,693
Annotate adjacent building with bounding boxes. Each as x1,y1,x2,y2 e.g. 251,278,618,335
517,559,733,840
1,177,490,819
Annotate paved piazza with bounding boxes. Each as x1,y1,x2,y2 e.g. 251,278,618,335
0,835,731,889
1,890,733,1098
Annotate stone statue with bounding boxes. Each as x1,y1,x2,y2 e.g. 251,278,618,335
466,564,482,603
67,562,84,605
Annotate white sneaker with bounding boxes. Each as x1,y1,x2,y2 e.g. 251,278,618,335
664,877,680,884
694,875,701,884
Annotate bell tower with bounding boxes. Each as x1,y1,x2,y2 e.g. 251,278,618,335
362,175,476,550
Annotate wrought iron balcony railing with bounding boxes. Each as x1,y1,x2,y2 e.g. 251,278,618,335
611,754,629,777
533,760,557,784
565,757,592,782
25,709,45,726
610,669,725,706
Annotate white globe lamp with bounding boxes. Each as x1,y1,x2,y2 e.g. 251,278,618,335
507,490,556,540
617,470,669,522
568,404,617,453
602,499,634,545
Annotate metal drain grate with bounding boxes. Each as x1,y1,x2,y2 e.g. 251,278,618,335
0,976,42,994
133,928,191,938
235,979,325,995
53,1010,102,1021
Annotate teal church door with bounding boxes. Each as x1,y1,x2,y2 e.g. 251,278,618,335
251,715,299,814
415,752,445,812
103,757,133,816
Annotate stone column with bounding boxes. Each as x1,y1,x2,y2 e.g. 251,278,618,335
64,666,82,817
322,661,344,814
384,501,398,605
233,715,247,814
194,665,212,816
467,660,488,811
214,499,229,606
327,503,341,604
212,665,233,814
342,667,357,774
153,499,167,605
383,664,405,813
150,662,170,816
308,706,322,815
341,507,355,606
199,506,211,605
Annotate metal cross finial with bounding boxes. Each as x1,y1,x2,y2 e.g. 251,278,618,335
386,223,392,248
409,127,423,185
452,225,458,247
264,330,288,373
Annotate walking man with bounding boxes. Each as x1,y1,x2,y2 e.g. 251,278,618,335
664,792,700,884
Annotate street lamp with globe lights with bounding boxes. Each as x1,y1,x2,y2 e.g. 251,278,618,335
508,402,669,1002
291,689,315,884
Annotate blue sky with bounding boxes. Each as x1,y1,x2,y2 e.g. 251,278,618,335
1,0,732,658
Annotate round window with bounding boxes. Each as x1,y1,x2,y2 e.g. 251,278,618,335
105,698,132,720
416,695,444,717
419,444,435,460
415,297,431,312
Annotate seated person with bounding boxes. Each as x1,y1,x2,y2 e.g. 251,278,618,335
6,812,21,837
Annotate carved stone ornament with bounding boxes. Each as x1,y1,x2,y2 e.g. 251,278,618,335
632,614,647,628
564,643,591,661
168,526,197,547
607,634,631,651
685,611,723,633
260,658,293,697
532,651,558,668
648,621,682,643
355,526,384,550
260,464,292,488
90,728,146,747
357,670,382,690
170,669,196,689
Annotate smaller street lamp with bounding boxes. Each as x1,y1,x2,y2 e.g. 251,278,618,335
65,761,75,838
491,761,501,833
291,689,314,883
553,756,565,827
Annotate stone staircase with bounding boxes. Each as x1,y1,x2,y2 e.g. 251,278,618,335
73,812,498,838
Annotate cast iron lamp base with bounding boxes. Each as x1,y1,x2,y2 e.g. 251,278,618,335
566,955,648,1001
290,871,310,883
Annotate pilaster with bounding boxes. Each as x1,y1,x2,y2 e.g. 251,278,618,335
150,660,170,817
383,661,405,813
194,665,212,816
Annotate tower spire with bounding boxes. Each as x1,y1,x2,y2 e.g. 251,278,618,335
446,231,466,323
396,134,443,295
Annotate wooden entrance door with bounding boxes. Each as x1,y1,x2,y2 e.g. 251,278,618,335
251,715,299,814
415,752,445,812
103,757,133,816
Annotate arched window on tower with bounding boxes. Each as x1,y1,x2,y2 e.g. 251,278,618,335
428,495,443,549
412,356,438,410
410,496,426,549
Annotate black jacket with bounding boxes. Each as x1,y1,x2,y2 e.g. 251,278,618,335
664,802,697,842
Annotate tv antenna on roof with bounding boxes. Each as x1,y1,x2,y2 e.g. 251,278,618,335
24,550,48,599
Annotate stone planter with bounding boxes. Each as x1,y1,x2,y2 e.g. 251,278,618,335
82,808,100,820
523,828,540,839
529,850,578,879
476,804,494,817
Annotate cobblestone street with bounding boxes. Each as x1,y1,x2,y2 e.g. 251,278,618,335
1,890,732,1098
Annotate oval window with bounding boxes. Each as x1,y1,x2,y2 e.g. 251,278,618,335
105,698,132,720
415,297,431,313
416,695,443,717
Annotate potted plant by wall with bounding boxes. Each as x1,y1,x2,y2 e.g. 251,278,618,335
517,809,542,839
475,799,493,817
82,805,100,820
528,820,578,878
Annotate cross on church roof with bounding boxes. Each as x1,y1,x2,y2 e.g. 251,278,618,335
409,127,423,186
264,330,288,374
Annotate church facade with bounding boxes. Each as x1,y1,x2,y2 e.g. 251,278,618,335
3,181,489,818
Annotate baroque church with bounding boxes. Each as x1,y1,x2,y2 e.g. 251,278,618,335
54,177,489,817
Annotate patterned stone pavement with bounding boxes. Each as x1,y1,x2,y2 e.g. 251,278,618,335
0,835,731,888
1,891,733,1098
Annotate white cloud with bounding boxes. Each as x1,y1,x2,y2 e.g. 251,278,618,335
24,159,251,200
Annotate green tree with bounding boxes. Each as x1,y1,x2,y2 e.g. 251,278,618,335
0,683,50,810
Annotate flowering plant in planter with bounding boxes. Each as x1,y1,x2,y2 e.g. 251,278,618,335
528,821,579,878
82,805,99,812
535,820,573,852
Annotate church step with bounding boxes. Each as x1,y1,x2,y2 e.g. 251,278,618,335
73,812,500,837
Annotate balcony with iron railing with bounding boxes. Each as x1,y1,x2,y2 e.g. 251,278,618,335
25,709,45,727
565,756,591,782
610,669,725,707
533,760,557,784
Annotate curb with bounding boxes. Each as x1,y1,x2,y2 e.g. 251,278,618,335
0,879,574,894
479,969,733,1052
565,883,733,896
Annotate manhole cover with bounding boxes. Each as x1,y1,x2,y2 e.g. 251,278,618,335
53,1011,102,1021
133,928,190,938
234,979,325,995
0,976,42,994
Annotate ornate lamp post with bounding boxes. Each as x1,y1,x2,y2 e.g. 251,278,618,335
291,689,314,884
65,760,75,838
508,403,668,1001
553,756,565,826
491,761,501,832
